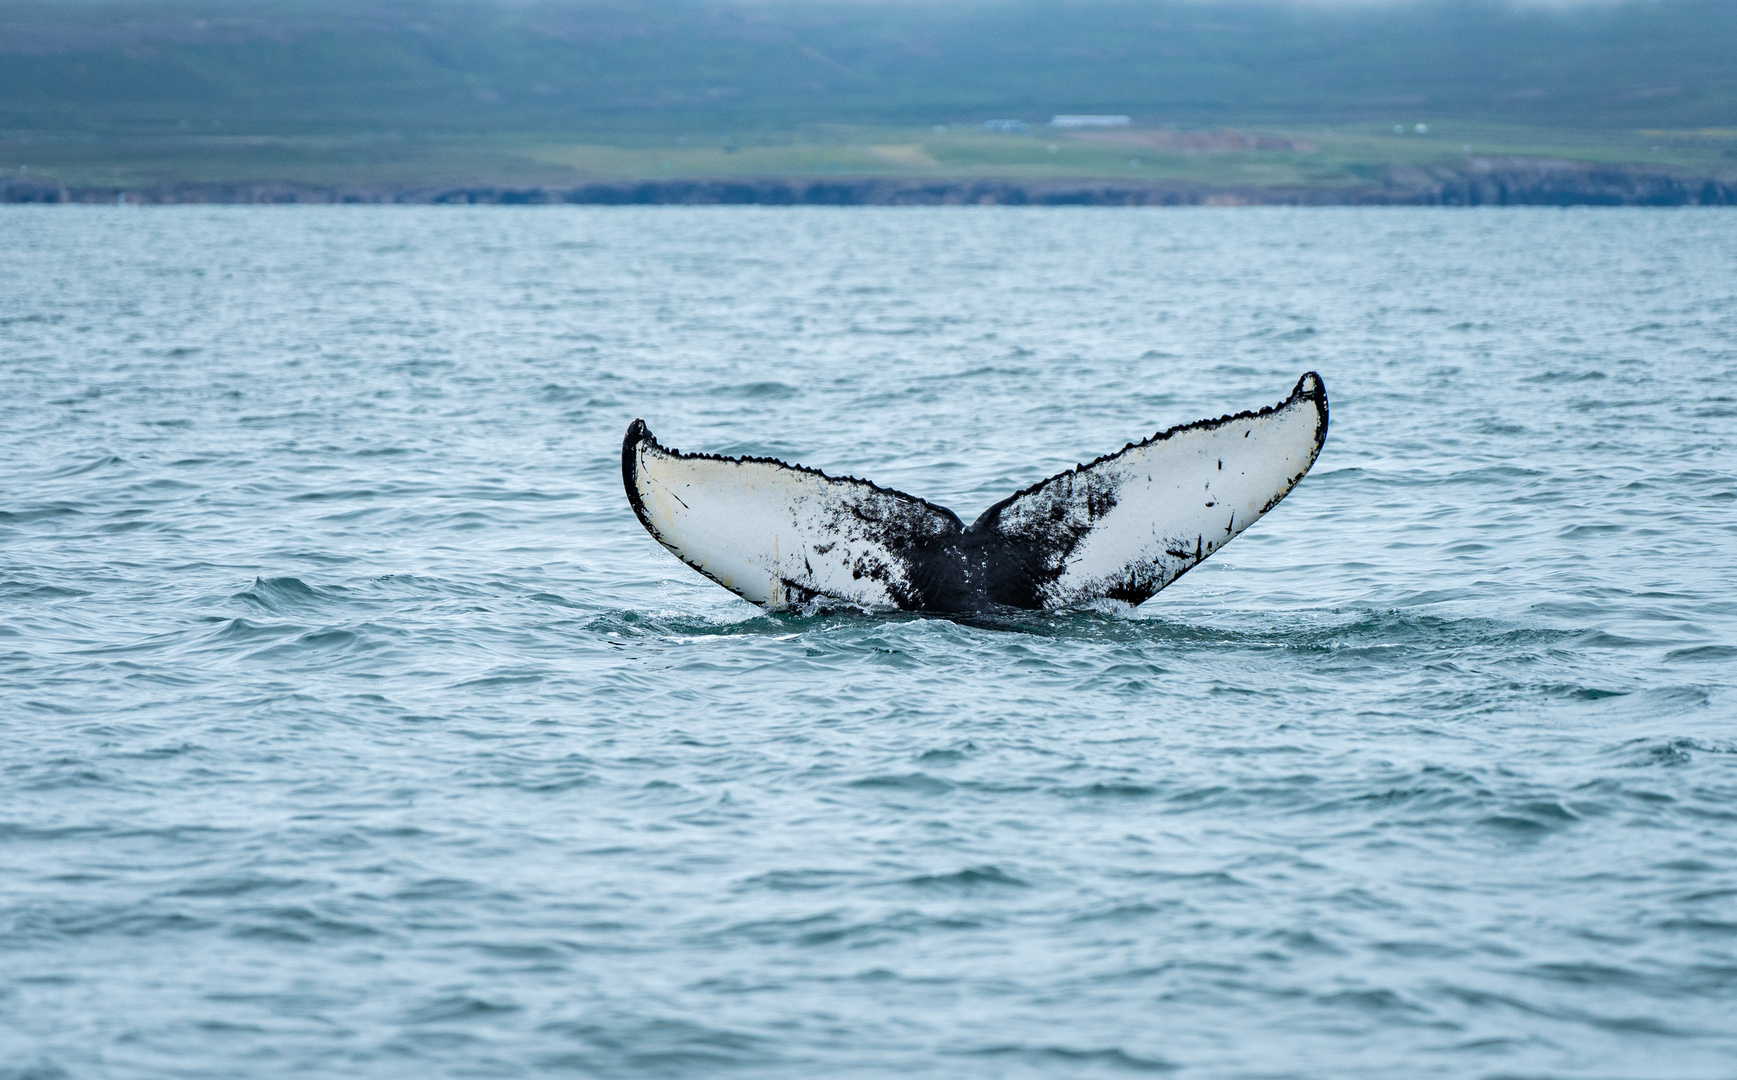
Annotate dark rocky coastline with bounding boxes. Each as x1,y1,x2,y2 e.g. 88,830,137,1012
5,159,1734,207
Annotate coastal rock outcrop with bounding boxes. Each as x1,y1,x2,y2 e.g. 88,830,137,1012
7,163,1734,207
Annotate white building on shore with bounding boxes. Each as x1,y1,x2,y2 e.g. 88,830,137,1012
1049,115,1131,128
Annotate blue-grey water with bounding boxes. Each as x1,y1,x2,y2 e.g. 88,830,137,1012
3,206,1735,1079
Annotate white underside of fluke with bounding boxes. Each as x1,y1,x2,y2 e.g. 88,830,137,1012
624,373,1327,612
624,443,959,608
990,373,1327,607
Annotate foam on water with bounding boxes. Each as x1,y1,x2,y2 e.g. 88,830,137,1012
2,206,1735,1078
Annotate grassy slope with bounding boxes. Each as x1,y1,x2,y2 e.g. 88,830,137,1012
8,123,1735,192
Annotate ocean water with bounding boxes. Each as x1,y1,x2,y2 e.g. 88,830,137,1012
2,205,1735,1079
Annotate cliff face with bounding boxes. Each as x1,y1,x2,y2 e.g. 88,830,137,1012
1394,158,1737,207
6,161,1735,207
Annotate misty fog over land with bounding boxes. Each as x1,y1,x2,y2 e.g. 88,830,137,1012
2,0,1734,133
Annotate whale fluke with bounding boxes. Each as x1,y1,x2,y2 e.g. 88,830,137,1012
623,373,1328,613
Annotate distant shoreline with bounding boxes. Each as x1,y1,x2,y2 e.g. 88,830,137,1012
5,161,1734,207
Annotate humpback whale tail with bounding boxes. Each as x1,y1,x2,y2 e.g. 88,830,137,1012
623,373,1328,613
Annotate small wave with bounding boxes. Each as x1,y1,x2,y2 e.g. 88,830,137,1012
1615,736,1737,768
452,668,552,689
392,878,513,903
1533,682,1628,701
233,576,337,612
15,906,220,943
732,869,862,893
1434,984,1558,1017
1573,630,1650,649
463,941,564,962
1067,901,1177,925
1118,869,1246,887
847,772,953,794
484,763,596,793
528,591,587,608
585,607,906,639
719,380,800,400
244,627,373,661
1055,782,1160,799
229,909,378,944
46,454,126,479
1269,929,1346,956
0,581,89,599
402,995,521,1024
702,912,845,946
1520,961,1647,988
954,1045,1177,1073
1316,987,1426,1014
1664,644,1737,662
915,746,972,763
1656,916,1737,935
0,504,84,524
535,1017,771,1071
1578,1013,1696,1037
896,865,1028,891
1523,369,1608,383
287,487,383,502
349,444,416,457
201,617,291,644
1478,807,1574,837
172,874,305,898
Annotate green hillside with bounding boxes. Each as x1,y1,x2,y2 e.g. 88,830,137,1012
2,0,1734,190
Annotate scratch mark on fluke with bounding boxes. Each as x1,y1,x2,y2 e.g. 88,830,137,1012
622,373,1328,612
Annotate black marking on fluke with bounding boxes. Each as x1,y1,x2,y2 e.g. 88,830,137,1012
624,373,1328,613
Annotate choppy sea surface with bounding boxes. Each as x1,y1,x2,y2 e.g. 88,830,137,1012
3,206,1736,1079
